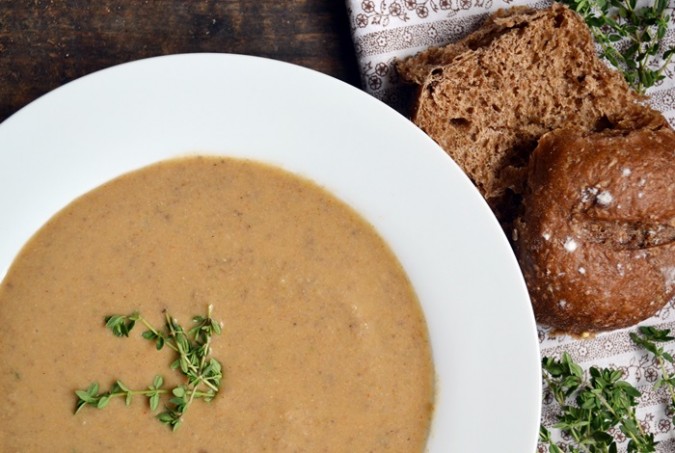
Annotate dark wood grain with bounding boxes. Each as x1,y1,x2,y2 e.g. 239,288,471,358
0,0,361,122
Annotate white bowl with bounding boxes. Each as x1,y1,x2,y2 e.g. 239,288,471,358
0,53,541,451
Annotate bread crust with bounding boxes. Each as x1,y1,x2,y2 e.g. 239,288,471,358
396,3,668,225
514,128,675,334
396,2,675,334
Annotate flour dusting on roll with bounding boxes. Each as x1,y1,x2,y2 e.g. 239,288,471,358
514,127,675,334
396,2,675,334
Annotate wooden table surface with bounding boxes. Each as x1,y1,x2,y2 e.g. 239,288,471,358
0,0,361,123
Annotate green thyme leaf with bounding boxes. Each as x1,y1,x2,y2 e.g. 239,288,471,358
540,351,657,452
560,0,674,94
149,393,160,411
115,380,129,392
74,306,223,431
142,330,157,340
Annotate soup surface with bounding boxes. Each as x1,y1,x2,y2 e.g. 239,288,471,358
0,156,434,452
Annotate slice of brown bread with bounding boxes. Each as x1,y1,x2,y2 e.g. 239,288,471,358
396,3,668,223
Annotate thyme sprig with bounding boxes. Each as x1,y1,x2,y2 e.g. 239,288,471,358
630,326,675,422
75,305,223,431
540,327,675,452
560,0,675,94
540,352,657,452
75,375,168,413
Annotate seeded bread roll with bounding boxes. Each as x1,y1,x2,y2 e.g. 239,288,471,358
396,3,668,223
514,127,675,334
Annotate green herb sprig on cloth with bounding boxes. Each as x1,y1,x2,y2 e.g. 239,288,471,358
630,326,675,422
560,0,675,94
74,305,223,431
540,326,675,452
539,352,656,452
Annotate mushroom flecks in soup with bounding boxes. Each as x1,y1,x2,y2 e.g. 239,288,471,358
0,156,434,452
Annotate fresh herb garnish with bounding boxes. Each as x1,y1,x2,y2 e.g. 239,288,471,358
540,327,675,452
540,352,657,452
560,0,675,94
630,326,675,422
75,305,223,431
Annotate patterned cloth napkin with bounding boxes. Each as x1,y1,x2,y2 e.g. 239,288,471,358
345,1,675,450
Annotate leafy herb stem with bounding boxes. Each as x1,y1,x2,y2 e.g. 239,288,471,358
139,315,178,353
540,352,656,452
541,327,675,452
75,305,223,431
657,357,675,405
630,326,675,413
540,353,592,453
560,0,675,94
195,305,217,393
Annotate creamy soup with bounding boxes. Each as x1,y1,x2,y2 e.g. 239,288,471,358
0,156,434,452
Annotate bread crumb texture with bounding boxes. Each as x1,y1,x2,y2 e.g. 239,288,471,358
397,3,667,222
397,3,674,334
